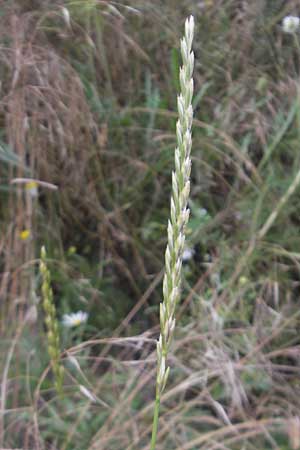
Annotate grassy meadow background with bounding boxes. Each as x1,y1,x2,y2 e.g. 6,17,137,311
1,0,300,448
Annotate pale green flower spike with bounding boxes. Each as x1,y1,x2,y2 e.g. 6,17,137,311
150,15,194,450
40,246,64,394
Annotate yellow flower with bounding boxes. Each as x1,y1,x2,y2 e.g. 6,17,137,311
67,246,77,255
25,181,38,197
239,276,248,286
19,229,30,241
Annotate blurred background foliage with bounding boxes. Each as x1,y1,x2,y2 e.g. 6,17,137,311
1,0,300,449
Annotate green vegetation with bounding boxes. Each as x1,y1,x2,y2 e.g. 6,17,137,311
1,1,300,449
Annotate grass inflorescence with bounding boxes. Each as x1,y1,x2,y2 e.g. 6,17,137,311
151,15,194,450
40,246,64,394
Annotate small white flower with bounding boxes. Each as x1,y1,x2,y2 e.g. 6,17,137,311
282,15,300,34
182,247,195,262
62,311,88,328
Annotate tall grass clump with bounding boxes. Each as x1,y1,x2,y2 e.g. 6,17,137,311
151,15,194,450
